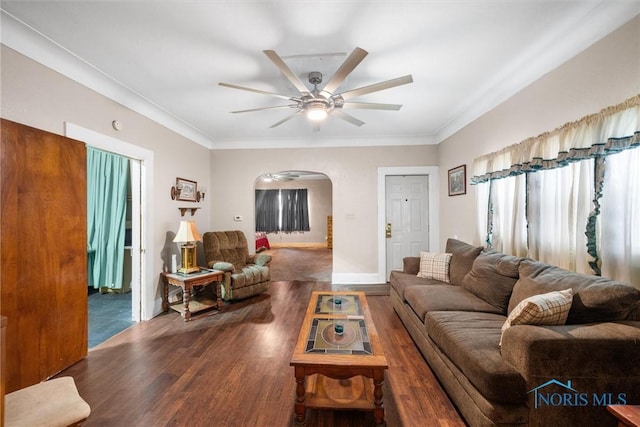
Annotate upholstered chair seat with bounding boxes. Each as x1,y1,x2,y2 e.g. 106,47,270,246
202,230,271,301
4,376,91,427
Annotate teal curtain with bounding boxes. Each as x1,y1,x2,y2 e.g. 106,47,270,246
87,147,129,290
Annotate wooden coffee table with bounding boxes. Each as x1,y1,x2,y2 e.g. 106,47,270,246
290,291,389,426
608,405,640,426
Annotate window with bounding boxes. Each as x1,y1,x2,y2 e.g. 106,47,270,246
472,94,640,286
526,159,593,273
486,175,528,257
255,189,310,233
599,147,640,285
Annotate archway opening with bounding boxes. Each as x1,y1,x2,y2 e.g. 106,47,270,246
254,170,333,282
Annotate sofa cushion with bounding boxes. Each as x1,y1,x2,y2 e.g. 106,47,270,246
403,257,420,275
389,270,443,300
445,239,483,286
417,251,452,283
231,265,270,289
203,231,251,269
500,289,573,346
404,285,503,322
461,251,523,314
425,311,527,404
509,259,640,324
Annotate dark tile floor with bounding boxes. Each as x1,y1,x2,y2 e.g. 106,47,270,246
88,288,135,348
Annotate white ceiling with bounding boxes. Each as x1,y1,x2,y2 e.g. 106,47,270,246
1,1,639,149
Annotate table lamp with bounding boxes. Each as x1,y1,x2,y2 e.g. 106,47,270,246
173,220,202,274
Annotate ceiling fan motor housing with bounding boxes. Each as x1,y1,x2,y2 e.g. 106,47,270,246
308,71,323,85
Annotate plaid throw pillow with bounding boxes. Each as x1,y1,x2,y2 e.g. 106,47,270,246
417,251,452,283
500,288,573,347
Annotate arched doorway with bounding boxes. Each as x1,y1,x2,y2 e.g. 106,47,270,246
254,170,333,282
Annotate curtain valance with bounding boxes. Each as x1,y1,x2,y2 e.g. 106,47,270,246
471,94,640,184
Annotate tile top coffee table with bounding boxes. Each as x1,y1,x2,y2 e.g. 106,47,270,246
290,291,389,426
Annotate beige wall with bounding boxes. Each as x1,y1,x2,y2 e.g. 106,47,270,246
438,16,640,248
255,178,333,246
2,14,637,300
0,46,211,318
211,145,438,280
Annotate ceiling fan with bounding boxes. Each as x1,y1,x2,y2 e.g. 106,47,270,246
219,47,413,128
262,172,298,182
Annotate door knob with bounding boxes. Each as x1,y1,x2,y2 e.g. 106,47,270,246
385,223,392,238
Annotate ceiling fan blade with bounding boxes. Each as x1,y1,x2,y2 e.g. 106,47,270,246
331,110,365,127
263,50,312,96
231,105,298,114
269,110,303,128
336,75,413,100
342,101,402,111
219,82,301,102
320,47,368,96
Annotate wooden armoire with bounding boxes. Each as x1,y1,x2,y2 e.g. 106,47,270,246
1,119,88,394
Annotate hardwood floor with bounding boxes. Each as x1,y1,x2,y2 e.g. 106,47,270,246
59,281,465,426
265,247,333,282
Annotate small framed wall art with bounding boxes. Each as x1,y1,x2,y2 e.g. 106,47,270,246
448,165,466,196
176,177,198,202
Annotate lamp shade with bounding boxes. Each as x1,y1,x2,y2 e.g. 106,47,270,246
173,220,202,243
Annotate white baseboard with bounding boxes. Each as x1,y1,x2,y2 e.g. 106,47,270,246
268,242,328,248
331,273,385,284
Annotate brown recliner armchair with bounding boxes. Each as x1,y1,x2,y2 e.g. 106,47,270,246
202,230,271,301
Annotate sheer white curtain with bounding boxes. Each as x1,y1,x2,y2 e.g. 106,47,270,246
471,94,639,277
475,181,490,246
489,175,528,257
527,160,593,272
600,148,640,287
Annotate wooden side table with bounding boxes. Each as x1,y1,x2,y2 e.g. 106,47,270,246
161,269,224,321
609,405,640,427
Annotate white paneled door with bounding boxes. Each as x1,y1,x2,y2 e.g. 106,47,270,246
385,175,430,280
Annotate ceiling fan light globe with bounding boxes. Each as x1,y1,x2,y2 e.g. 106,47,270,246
307,104,328,121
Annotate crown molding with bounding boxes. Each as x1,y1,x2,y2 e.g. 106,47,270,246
1,9,216,149
435,2,640,144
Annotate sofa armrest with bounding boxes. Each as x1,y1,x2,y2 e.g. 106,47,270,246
403,257,420,275
502,321,640,382
246,253,272,266
502,322,640,427
253,253,272,266
209,261,234,272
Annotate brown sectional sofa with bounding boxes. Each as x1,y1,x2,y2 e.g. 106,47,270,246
390,239,640,426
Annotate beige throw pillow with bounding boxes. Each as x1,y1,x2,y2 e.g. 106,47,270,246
417,251,452,283
500,288,573,347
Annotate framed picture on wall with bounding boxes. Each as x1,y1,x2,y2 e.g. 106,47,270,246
176,177,198,202
448,165,466,196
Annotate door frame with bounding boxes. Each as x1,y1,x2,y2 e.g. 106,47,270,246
65,122,154,321
377,166,439,283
